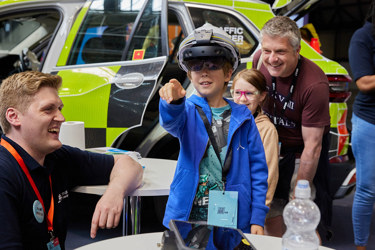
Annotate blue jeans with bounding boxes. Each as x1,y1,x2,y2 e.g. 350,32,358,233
352,113,375,246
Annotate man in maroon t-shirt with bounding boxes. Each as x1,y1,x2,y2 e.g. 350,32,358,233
252,16,331,238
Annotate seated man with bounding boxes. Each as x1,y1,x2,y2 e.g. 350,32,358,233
0,71,143,249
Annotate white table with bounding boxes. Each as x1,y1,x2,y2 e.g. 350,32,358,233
71,158,177,236
75,232,334,250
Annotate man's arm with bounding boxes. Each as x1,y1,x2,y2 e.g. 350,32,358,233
90,154,143,238
297,126,324,186
356,75,375,93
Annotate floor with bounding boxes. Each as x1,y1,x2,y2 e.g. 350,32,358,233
65,191,375,250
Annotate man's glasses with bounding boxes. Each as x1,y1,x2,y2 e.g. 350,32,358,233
186,58,225,72
230,89,259,100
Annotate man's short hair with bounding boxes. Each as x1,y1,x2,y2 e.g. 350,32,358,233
0,71,62,133
260,16,301,52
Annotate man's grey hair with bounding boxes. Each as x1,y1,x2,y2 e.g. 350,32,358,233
260,16,301,51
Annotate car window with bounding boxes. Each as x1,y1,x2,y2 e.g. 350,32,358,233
0,11,59,54
0,19,41,52
188,7,257,59
167,11,184,65
125,0,162,60
67,0,144,65
0,10,60,79
66,0,163,65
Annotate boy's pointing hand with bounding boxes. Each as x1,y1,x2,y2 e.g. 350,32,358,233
159,78,186,103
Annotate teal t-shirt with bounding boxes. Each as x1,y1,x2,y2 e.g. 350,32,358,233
189,104,231,221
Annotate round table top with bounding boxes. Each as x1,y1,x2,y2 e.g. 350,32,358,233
75,232,334,250
133,158,176,196
71,158,177,197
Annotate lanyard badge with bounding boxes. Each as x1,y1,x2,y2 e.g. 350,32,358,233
47,235,61,250
207,190,238,229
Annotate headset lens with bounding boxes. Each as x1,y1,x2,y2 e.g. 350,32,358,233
186,57,225,71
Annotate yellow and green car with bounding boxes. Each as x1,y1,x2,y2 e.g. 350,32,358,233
0,0,355,198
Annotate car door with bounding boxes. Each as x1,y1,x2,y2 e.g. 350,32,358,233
50,0,168,148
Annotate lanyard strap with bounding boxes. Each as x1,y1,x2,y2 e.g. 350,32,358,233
195,105,232,186
271,58,301,126
0,139,54,232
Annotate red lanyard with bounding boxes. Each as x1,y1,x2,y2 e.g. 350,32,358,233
1,139,54,232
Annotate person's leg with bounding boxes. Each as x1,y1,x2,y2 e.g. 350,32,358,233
351,114,375,248
264,198,287,237
264,215,285,237
313,133,332,241
289,159,321,245
266,154,295,237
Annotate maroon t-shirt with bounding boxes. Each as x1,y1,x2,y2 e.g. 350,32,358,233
253,50,330,148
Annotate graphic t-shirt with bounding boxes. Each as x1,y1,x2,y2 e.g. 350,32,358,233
189,105,231,221
253,50,330,148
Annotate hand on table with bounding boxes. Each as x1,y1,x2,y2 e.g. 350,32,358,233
159,78,186,103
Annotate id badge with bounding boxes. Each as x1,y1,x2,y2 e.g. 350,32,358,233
47,237,61,250
207,190,238,228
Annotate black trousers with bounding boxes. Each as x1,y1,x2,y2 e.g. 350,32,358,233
274,133,332,239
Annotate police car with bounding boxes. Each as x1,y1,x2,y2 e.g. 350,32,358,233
0,0,355,199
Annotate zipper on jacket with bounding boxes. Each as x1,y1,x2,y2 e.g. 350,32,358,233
186,139,209,220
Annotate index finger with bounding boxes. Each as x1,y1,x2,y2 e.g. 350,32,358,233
90,209,100,238
169,78,180,85
169,79,185,99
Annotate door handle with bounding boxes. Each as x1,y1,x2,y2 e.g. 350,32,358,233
113,72,144,89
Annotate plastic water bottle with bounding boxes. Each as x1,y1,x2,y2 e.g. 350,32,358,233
282,180,321,250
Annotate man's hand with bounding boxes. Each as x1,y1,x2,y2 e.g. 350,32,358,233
159,79,186,103
90,185,124,238
90,155,143,238
251,224,264,235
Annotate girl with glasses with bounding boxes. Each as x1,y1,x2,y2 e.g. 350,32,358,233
232,68,280,236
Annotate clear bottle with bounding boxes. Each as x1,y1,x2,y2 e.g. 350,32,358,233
282,180,321,250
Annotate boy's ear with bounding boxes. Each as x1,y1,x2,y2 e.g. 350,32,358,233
5,108,21,127
224,69,233,82
187,71,192,80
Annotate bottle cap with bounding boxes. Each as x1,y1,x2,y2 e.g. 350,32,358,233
295,180,311,199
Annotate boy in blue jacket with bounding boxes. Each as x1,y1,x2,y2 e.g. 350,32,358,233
159,23,269,245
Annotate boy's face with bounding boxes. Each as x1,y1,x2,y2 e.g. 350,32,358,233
188,58,232,102
17,86,65,158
